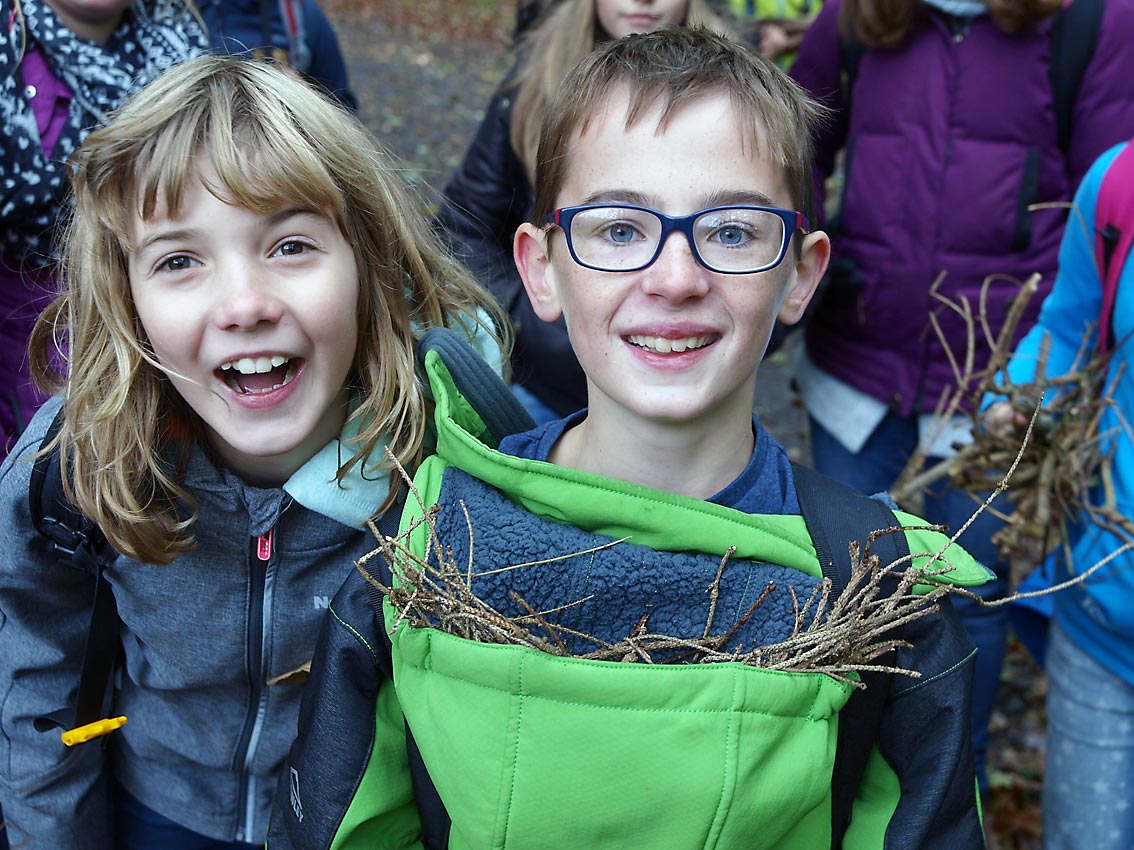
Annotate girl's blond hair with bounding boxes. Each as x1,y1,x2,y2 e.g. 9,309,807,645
30,55,506,565
509,0,734,182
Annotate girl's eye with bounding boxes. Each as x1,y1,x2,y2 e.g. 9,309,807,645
273,239,313,257
157,255,197,273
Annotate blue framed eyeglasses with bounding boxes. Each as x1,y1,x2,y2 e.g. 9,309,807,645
543,203,808,275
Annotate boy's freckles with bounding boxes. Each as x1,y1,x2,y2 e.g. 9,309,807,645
533,88,811,432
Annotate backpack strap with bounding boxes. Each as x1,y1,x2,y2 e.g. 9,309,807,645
277,0,310,71
29,408,123,744
791,462,909,847
1094,139,1134,356
1050,0,1103,156
417,327,536,445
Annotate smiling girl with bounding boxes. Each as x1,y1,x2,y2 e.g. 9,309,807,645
0,55,503,850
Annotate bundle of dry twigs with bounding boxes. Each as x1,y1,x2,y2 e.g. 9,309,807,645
357,466,967,687
891,272,1133,570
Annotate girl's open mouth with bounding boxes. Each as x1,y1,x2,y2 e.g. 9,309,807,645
218,356,300,395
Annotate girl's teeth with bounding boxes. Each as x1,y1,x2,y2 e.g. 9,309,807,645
221,355,291,374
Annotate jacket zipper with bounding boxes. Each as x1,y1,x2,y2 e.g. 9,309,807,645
233,526,278,842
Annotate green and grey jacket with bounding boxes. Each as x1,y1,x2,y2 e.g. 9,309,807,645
269,340,990,850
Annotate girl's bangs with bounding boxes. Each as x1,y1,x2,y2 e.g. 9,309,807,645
134,108,346,225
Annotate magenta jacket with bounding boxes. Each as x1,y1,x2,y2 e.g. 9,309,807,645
790,0,1134,415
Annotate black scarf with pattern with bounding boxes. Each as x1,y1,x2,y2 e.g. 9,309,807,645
0,0,206,266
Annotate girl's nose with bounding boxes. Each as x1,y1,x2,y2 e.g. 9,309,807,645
639,230,712,302
213,264,285,330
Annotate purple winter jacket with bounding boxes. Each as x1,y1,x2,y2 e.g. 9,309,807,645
790,0,1134,416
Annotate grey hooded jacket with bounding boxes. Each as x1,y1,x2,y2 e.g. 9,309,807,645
0,396,385,847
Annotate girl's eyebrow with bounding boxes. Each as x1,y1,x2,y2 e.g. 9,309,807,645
136,227,199,255
267,206,329,226
135,208,329,254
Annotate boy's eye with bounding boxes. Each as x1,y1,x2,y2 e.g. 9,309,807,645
710,224,756,247
605,223,638,244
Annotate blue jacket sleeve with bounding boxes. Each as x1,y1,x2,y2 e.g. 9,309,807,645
0,398,114,850
868,595,985,849
1005,144,1121,388
267,566,422,850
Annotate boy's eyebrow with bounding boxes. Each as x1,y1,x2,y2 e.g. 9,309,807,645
579,189,652,207
577,189,780,210
701,189,778,208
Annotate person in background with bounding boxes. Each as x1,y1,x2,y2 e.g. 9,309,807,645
984,143,1134,850
197,0,357,111
0,55,502,849
788,0,1134,795
434,0,731,423
0,0,206,459
727,0,820,66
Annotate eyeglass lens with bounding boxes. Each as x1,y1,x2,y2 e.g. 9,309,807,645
567,207,787,273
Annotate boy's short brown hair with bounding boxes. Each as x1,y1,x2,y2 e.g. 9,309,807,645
531,26,825,228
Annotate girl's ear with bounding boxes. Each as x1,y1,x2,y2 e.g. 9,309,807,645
777,230,830,325
514,222,564,322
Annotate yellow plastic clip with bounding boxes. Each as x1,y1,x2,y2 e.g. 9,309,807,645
61,715,127,747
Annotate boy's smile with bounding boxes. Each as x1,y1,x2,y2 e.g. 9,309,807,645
128,169,360,486
516,88,828,478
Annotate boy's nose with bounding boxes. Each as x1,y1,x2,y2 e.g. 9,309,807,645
639,231,711,302
214,264,285,330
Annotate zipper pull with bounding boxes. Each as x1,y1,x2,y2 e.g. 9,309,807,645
257,528,274,561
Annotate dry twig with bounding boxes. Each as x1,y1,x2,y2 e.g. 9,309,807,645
890,269,1134,570
354,454,972,688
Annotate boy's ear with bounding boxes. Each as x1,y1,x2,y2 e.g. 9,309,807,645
514,222,564,322
777,230,831,325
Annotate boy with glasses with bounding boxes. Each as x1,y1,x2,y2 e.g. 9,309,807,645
271,26,987,850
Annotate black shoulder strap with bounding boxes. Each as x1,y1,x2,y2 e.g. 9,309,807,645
837,29,865,106
792,462,906,593
1050,0,1103,155
29,408,122,736
791,462,909,847
417,327,536,446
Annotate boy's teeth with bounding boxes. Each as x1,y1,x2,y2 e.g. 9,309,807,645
629,334,708,353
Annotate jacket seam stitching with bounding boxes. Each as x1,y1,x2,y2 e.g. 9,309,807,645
328,605,379,667
892,647,977,698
